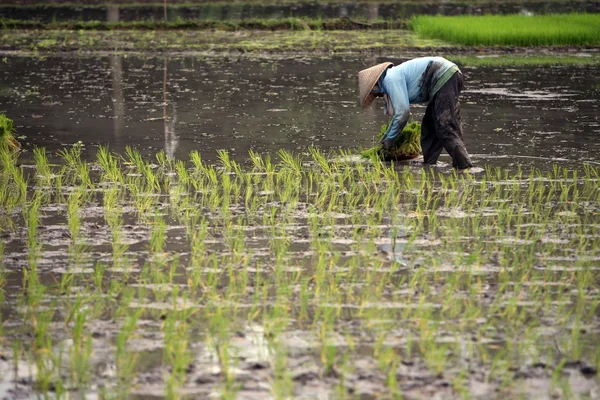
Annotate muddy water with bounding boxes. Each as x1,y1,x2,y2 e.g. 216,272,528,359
1,55,598,171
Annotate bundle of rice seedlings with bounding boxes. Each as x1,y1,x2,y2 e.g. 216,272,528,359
0,115,20,152
362,121,422,161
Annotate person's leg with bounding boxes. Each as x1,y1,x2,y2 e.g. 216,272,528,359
420,101,444,164
432,72,473,169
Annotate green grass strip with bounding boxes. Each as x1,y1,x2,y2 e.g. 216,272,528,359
411,13,600,46
450,54,600,66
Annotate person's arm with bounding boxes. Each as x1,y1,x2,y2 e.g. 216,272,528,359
380,77,410,149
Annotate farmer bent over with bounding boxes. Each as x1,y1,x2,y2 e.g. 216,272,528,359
359,57,473,169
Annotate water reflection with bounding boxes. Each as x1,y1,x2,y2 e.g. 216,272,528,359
108,7,125,141
110,55,125,141
163,58,178,158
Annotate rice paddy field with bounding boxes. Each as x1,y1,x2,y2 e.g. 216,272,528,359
0,53,599,399
1,132,599,399
411,13,600,46
0,0,600,390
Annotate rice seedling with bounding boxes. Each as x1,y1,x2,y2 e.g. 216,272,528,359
218,149,243,177
108,309,142,400
67,187,88,264
362,122,422,161
97,145,124,184
277,149,303,176
163,309,193,400
68,304,93,389
32,147,54,187
0,142,598,399
0,114,20,152
58,140,84,172
411,13,600,46
270,340,294,400
206,306,241,400
156,149,174,173
29,305,66,397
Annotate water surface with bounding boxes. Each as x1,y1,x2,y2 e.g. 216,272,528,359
0,55,598,170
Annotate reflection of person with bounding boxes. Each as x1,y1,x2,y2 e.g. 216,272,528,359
358,57,473,170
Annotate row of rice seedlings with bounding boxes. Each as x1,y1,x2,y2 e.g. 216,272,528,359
103,186,129,268
0,143,598,398
22,188,99,396
33,146,54,188
110,308,142,400
163,305,194,400
19,186,66,392
67,299,93,391
24,148,600,306
411,13,600,46
67,186,89,265
5,146,127,395
0,147,27,229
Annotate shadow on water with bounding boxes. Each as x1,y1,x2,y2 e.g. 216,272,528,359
0,55,598,171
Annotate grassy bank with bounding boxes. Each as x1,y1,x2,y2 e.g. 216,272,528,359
412,13,600,46
0,29,446,54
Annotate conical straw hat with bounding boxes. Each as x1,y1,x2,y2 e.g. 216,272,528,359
358,62,393,109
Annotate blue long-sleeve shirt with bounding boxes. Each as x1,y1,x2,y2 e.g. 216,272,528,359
372,57,459,142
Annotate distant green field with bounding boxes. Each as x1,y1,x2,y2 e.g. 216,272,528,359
411,13,600,46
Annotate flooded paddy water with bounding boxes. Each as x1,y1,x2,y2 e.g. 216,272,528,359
0,55,599,399
2,56,598,166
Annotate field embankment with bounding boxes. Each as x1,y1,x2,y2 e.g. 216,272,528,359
0,11,599,62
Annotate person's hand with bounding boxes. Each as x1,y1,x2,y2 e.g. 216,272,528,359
380,138,395,151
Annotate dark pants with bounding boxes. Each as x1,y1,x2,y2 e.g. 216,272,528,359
421,72,473,169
